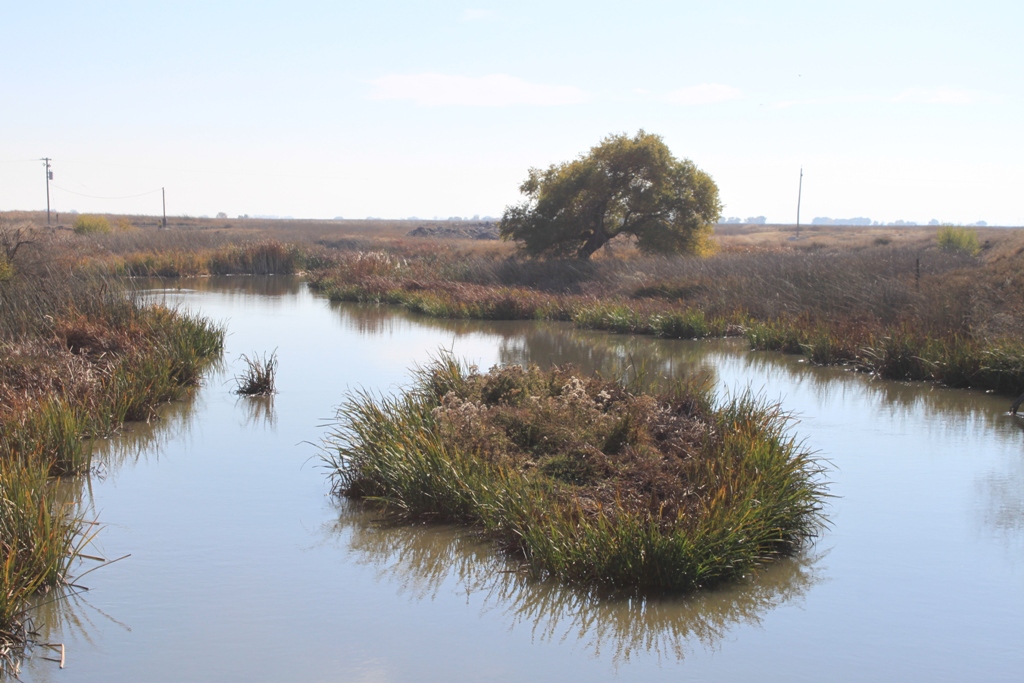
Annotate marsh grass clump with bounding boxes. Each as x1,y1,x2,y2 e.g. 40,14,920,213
326,357,827,593
72,214,111,235
936,226,981,256
0,458,83,666
234,351,278,396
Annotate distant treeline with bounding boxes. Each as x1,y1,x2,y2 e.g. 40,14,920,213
811,217,990,227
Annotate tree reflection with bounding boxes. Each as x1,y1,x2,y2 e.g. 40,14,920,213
329,500,824,666
333,303,721,391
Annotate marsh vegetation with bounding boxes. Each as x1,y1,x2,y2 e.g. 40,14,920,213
306,232,1024,398
0,220,223,666
234,351,278,396
3,210,1023,673
326,356,825,593
5,274,1021,682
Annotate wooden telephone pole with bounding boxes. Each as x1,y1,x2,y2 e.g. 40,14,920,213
796,167,803,239
41,158,52,226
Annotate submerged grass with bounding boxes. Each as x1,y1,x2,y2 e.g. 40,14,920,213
325,357,826,594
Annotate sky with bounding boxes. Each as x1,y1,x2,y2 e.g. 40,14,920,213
1,1,1022,225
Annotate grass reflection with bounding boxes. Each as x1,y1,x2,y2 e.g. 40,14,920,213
330,500,823,666
134,275,305,298
336,296,1024,440
236,395,277,430
86,390,201,474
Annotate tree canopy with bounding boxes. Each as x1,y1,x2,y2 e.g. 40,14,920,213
499,131,721,259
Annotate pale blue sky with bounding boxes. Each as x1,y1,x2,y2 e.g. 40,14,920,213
2,1,1021,224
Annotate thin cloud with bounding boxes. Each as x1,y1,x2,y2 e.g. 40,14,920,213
367,73,588,107
460,8,495,21
770,94,873,110
891,87,987,104
773,88,995,109
665,83,742,105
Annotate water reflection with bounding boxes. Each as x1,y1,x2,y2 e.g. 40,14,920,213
330,301,1024,551
87,390,202,475
14,281,1024,682
236,395,277,431
23,574,138,683
333,304,721,390
330,301,410,336
330,501,823,666
976,445,1024,545
737,349,1024,442
335,298,1024,447
19,477,133,679
132,275,304,298
495,325,721,392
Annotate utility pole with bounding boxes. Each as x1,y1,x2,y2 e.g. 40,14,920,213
796,167,803,239
162,187,167,229
41,158,53,226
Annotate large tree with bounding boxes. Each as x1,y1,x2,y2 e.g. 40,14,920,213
500,131,721,259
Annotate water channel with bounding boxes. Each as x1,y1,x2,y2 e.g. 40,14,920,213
20,276,1024,682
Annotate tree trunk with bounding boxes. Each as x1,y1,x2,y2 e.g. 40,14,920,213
576,227,609,260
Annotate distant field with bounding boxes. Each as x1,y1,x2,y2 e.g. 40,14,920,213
0,210,483,244
4,210,1021,256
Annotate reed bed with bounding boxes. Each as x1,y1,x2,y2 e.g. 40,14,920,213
325,357,826,593
16,223,329,277
105,239,309,277
0,246,224,660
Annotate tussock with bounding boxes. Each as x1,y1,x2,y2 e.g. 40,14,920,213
325,356,827,593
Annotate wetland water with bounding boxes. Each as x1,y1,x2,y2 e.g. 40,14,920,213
21,276,1024,682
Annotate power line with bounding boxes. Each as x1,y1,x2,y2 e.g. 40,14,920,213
60,158,334,180
50,184,162,200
